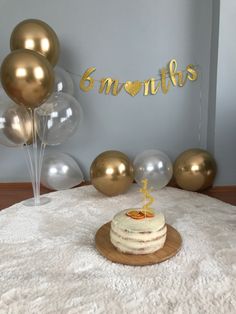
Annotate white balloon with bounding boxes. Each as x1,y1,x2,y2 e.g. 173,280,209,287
134,150,173,189
54,66,74,95
35,92,83,146
41,152,84,190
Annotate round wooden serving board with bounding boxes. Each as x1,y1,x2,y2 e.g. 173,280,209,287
95,222,182,266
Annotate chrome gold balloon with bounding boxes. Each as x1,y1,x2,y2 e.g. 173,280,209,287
90,150,134,196
10,19,60,66
3,105,33,145
1,49,54,109
173,148,217,191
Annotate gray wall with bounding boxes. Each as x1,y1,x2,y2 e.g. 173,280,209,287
0,0,234,185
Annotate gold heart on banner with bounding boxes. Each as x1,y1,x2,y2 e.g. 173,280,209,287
124,81,142,96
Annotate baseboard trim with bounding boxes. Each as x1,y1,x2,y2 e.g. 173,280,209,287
0,182,235,209
203,185,236,192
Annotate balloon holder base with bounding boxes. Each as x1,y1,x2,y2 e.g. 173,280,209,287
23,196,51,207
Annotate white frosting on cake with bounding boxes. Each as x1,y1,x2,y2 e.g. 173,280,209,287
110,208,167,255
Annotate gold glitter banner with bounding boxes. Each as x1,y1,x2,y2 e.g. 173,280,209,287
78,59,198,96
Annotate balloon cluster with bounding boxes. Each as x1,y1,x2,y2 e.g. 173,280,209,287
0,19,83,196
90,148,217,197
0,19,82,147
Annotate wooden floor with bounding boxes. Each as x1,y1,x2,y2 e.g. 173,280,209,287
0,183,235,210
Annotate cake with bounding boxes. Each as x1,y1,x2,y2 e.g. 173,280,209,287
110,208,167,255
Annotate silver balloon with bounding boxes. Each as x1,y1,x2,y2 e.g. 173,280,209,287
54,66,74,95
0,90,32,147
134,149,173,189
41,152,84,190
35,92,82,145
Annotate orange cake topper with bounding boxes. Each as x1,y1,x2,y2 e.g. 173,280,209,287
126,179,155,219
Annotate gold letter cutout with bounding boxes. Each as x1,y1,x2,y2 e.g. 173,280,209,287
144,78,161,96
80,67,96,92
186,64,198,81
160,68,171,94
99,78,123,96
169,59,187,87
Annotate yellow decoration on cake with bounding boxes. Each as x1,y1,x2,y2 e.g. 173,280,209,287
126,179,155,219
139,179,154,214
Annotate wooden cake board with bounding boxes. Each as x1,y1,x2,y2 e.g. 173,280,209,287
95,222,182,266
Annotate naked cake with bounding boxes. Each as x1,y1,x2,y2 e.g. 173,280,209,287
110,208,167,255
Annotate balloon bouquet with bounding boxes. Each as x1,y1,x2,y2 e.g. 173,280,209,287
0,19,83,206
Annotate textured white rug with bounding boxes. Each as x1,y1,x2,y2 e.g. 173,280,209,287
0,185,235,314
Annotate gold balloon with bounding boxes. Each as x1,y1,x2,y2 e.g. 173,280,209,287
10,19,60,66
173,149,217,191
90,150,134,196
1,49,54,109
3,105,33,145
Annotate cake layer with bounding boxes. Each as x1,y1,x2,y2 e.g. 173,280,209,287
111,222,167,242
110,234,166,255
110,227,167,249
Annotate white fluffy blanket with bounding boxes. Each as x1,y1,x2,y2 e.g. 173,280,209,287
0,185,235,314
